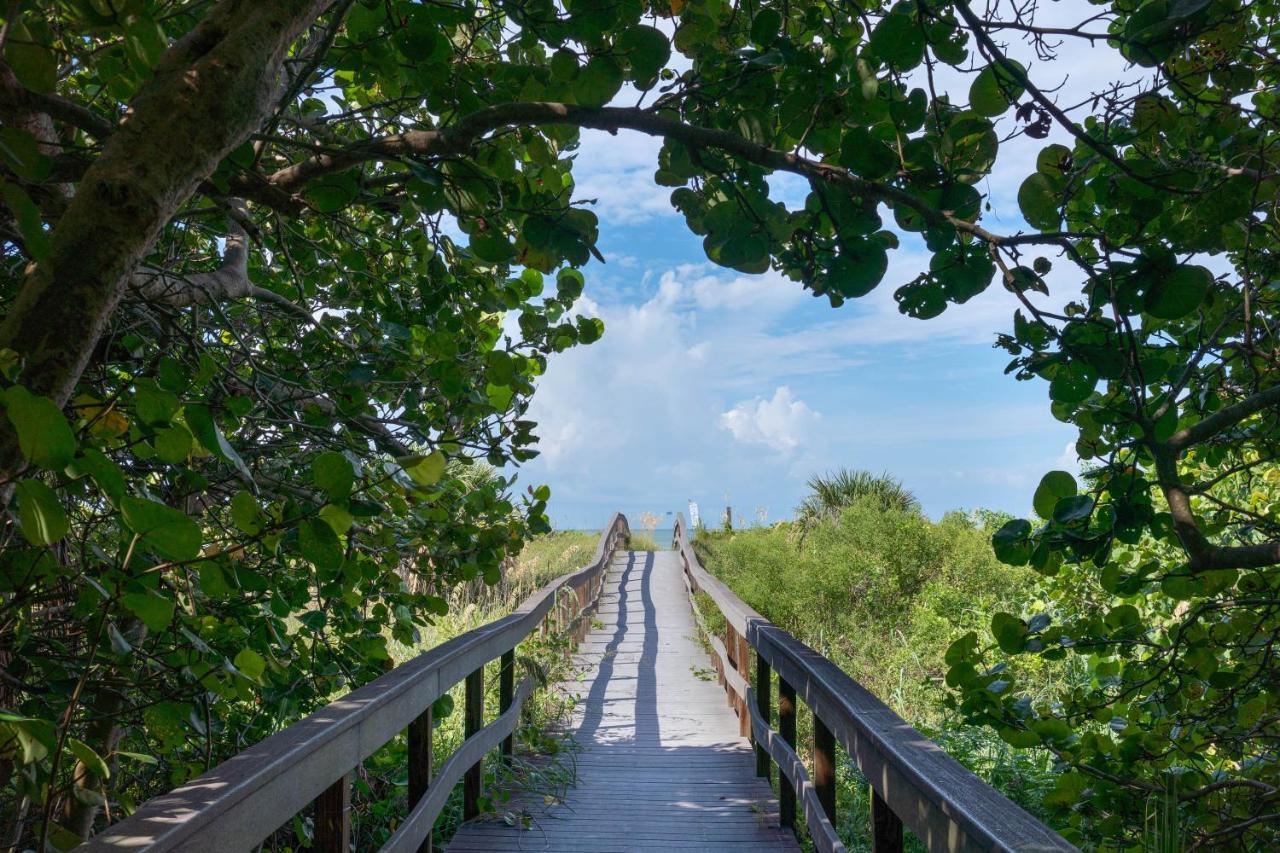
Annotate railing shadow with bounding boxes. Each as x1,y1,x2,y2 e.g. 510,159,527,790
572,550,662,748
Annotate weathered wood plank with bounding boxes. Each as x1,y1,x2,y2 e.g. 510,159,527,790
447,550,798,852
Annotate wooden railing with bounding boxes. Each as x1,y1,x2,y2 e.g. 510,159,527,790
82,513,631,852
672,514,1077,853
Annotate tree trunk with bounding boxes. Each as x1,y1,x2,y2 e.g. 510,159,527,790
0,0,329,484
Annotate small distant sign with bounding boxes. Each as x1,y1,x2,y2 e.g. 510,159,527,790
688,501,700,528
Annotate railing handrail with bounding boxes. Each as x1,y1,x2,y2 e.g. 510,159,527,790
672,513,1076,853
83,513,630,851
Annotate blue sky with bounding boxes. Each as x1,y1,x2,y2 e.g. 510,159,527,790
511,4,1139,530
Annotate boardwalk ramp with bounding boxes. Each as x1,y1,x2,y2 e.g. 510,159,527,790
447,549,798,851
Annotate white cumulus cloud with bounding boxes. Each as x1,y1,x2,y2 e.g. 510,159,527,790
719,387,821,454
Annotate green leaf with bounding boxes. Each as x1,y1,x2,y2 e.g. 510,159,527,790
997,726,1040,747
135,380,179,425
969,62,1025,116
556,268,585,300
305,172,359,213
618,25,670,86
4,22,57,93
1017,173,1062,230
1052,494,1095,524
312,452,354,500
154,425,192,464
15,479,68,545
185,404,253,483
470,231,517,264
0,128,52,182
2,715,54,763
398,450,447,487
486,383,514,411
991,612,1029,654
67,738,110,780
199,562,232,597
71,448,126,504
840,128,897,180
1033,470,1077,520
869,12,924,72
319,503,354,535
229,490,263,535
121,497,202,561
233,648,266,681
298,517,343,572
122,17,167,73
992,518,1032,565
574,56,624,107
1049,361,1097,404
750,8,783,46
942,116,998,184
122,588,176,632
2,182,50,260
1145,265,1212,320
4,385,75,469
945,631,978,666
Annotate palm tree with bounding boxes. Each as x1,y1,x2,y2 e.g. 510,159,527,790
794,469,920,535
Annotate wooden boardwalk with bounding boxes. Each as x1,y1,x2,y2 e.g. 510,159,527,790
447,549,799,852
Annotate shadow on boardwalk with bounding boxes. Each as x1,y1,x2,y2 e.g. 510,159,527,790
446,550,798,852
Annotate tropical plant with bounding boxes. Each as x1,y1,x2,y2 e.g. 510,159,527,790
696,500,1061,845
0,0,1276,847
796,469,921,535
947,461,1280,848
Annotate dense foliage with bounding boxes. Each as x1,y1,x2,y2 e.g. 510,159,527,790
695,498,1062,847
795,469,920,537
0,0,1276,847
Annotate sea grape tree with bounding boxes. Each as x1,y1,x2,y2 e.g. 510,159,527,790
0,0,1276,846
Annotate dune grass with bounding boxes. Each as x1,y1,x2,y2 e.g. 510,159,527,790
624,531,662,551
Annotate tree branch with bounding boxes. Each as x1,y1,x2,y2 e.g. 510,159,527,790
1166,384,1280,451
0,0,333,425
262,101,1082,252
1152,444,1280,572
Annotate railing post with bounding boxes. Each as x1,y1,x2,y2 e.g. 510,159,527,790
722,623,735,702
754,651,770,779
499,649,515,764
871,787,904,853
815,713,837,827
778,676,797,831
408,707,433,853
736,630,751,738
313,772,350,853
464,665,484,820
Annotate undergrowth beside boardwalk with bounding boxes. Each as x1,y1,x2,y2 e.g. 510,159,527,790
266,530,599,851
693,501,1068,851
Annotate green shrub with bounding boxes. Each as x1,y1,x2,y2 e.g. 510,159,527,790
696,500,1070,847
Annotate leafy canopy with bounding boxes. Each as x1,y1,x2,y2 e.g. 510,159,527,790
0,0,1277,847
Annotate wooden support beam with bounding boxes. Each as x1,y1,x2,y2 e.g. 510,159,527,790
464,666,484,820
814,714,836,827
755,654,771,779
408,707,433,853
499,649,515,764
737,629,751,738
778,676,797,831
313,773,350,853
871,786,904,853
